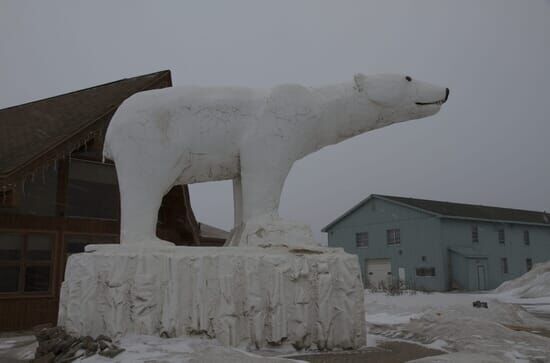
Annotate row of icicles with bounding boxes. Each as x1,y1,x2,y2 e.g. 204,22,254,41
1,130,103,203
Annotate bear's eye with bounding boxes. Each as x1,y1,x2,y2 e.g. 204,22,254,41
405,76,412,82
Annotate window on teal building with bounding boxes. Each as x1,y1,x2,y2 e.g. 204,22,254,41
386,229,400,245
416,267,436,277
498,229,505,244
472,225,479,243
355,232,368,248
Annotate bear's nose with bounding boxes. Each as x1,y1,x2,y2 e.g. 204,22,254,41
444,88,450,103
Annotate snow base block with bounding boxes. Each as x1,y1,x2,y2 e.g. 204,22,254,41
58,244,366,350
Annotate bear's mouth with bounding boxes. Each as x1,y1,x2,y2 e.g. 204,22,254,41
416,88,449,106
415,99,445,106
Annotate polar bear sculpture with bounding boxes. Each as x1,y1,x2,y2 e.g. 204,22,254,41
103,74,449,247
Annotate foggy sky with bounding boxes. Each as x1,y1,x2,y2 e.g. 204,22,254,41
1,0,549,242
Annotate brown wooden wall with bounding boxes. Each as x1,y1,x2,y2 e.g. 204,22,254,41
0,214,118,331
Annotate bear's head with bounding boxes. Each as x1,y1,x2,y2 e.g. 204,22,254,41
353,73,449,125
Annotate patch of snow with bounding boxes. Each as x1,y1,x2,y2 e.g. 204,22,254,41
78,334,304,363
365,289,550,361
365,333,379,347
370,312,550,362
0,336,37,361
491,261,550,320
494,260,550,299
424,339,448,351
503,350,531,363
407,352,503,363
367,312,420,325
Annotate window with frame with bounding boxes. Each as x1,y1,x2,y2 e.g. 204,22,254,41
416,267,436,277
0,232,54,294
526,258,533,272
386,229,401,245
472,225,479,243
523,230,530,245
355,232,369,248
501,257,509,274
498,229,505,244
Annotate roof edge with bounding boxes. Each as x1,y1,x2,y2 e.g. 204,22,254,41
322,193,550,232
321,195,374,232
0,70,171,112
0,70,172,188
441,215,550,228
321,194,440,232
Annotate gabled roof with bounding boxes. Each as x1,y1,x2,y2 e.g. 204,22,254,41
0,70,172,189
322,194,550,231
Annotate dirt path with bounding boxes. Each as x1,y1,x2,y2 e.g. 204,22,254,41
288,341,444,363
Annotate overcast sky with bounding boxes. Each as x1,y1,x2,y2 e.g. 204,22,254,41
1,1,549,242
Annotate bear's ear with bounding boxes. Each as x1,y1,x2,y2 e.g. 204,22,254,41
353,73,367,92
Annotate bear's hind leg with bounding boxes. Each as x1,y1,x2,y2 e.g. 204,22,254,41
117,175,175,247
119,183,174,246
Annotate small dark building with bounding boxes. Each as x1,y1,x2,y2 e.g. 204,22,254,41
0,71,227,331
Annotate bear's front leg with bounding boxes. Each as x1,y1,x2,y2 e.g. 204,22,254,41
226,147,317,247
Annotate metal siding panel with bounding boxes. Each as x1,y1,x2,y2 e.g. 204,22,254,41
327,198,446,291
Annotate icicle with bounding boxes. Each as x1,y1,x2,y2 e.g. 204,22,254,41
84,142,88,152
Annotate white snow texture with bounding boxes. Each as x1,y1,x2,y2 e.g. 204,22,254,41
58,245,366,350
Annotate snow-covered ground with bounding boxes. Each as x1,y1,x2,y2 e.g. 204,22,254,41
2,261,549,362
76,335,304,363
495,260,550,319
367,260,550,362
69,261,550,363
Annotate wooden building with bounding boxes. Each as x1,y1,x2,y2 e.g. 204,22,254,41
0,71,227,331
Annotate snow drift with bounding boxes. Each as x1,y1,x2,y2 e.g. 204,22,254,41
495,260,550,299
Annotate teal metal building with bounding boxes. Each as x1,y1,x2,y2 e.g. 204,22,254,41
322,195,550,291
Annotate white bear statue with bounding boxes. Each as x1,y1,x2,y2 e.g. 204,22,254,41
103,73,449,247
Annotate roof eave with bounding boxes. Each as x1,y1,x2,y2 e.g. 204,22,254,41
321,195,376,232
440,215,550,228
322,193,550,232
321,194,442,232
0,70,172,189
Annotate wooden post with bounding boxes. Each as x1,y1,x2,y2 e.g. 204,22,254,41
55,158,69,217
181,185,201,245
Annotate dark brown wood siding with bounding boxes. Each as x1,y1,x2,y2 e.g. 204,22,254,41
0,214,118,331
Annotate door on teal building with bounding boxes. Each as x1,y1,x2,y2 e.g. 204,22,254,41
476,264,487,290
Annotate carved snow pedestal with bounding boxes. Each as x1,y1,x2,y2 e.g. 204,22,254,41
58,244,366,350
